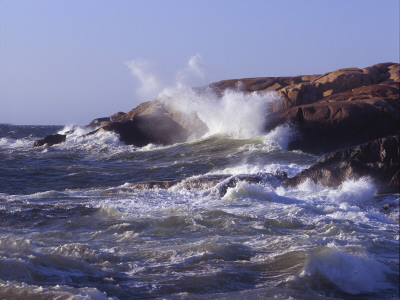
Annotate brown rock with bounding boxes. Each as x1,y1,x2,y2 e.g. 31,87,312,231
266,81,400,154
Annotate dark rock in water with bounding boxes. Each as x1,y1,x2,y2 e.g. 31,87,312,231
130,180,181,190
128,175,231,192
34,134,66,147
179,174,231,190
121,172,288,197
285,135,400,193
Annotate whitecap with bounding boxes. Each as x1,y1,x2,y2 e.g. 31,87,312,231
262,123,297,150
327,177,377,205
298,246,390,295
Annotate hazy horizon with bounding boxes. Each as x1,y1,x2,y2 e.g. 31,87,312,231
1,0,399,125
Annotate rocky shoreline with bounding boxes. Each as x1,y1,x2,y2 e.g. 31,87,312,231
34,62,400,193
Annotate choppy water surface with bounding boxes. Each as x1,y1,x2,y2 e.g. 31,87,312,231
0,124,398,299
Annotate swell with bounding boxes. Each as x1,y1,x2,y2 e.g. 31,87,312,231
1,124,399,299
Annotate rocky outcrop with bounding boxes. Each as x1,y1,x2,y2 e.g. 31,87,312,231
34,62,399,153
285,135,400,193
212,62,399,154
33,134,66,147
211,62,398,109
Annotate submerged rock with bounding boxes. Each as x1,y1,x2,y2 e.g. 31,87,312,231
285,135,400,193
118,172,288,197
33,134,66,147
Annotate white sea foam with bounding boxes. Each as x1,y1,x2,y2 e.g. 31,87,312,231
222,181,278,203
327,177,376,205
0,137,33,149
211,162,308,178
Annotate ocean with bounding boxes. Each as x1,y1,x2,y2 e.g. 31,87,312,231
0,123,398,299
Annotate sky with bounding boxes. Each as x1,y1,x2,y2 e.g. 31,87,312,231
1,0,399,125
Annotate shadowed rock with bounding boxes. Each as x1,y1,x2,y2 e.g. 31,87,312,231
285,135,400,193
100,100,207,146
33,134,66,147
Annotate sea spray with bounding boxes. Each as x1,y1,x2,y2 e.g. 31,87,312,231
159,86,282,139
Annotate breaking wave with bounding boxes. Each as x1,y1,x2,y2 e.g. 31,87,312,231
159,86,283,140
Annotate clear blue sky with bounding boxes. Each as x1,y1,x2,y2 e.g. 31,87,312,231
1,0,399,125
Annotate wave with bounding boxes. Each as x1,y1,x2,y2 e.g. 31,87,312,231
294,246,391,295
0,137,33,150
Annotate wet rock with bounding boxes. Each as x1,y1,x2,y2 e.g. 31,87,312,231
130,180,181,190
178,175,231,190
128,175,231,192
34,134,66,147
285,135,400,193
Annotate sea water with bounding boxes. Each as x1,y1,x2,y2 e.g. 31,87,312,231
0,124,399,299
0,101,399,299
